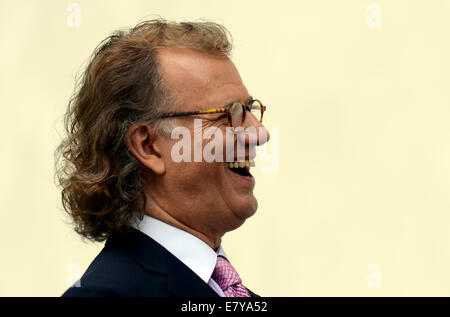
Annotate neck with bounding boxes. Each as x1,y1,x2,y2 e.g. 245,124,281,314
142,196,223,250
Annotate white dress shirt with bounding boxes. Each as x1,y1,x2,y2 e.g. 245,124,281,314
131,214,227,297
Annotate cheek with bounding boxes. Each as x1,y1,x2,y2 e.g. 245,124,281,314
163,135,228,187
167,161,225,185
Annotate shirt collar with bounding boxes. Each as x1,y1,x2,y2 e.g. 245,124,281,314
131,213,228,283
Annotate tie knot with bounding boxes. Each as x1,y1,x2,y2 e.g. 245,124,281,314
211,256,250,297
212,256,242,288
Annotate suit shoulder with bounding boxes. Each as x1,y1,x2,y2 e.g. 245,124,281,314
62,245,169,297
61,283,132,297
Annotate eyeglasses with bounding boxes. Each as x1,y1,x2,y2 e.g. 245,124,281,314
158,98,266,129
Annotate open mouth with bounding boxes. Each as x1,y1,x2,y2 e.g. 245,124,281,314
226,161,255,177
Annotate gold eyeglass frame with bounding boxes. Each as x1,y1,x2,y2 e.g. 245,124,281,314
158,98,266,128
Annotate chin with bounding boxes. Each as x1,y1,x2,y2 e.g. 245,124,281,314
234,196,258,221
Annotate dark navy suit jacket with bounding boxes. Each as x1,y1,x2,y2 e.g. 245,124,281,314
62,227,259,297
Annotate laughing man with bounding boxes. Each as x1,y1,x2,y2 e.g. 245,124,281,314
58,19,270,297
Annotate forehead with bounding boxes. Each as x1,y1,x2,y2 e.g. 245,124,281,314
156,47,249,110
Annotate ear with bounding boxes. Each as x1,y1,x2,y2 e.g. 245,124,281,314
125,124,165,175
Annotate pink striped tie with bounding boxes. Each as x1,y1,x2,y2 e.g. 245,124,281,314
212,256,250,297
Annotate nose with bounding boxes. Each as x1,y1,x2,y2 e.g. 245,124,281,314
242,110,271,146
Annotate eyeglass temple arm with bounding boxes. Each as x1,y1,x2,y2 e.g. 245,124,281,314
159,107,228,118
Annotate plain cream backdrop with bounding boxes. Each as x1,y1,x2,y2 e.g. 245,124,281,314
1,0,450,296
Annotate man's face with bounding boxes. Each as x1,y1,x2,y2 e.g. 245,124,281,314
151,47,270,238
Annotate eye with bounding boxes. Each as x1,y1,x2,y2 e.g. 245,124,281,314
215,114,228,126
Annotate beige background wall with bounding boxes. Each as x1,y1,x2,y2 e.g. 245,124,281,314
1,0,450,296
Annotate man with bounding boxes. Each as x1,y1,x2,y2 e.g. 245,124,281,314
57,19,270,297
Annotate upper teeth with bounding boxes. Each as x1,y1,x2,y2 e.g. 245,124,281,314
227,160,255,168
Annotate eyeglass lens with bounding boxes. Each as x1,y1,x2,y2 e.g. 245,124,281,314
230,101,262,127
